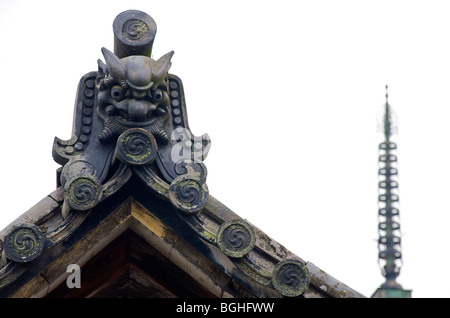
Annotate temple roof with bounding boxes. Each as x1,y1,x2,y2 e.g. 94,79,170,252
0,175,365,298
0,10,365,298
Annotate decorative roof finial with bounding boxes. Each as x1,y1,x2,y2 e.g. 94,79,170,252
373,87,411,298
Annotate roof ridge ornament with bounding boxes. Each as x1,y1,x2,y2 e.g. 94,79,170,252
52,10,211,218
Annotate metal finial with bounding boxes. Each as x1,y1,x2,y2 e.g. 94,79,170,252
373,88,411,297
377,87,403,290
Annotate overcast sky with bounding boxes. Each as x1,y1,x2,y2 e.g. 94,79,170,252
1,0,450,298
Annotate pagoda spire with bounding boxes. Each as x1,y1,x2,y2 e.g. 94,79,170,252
372,86,411,298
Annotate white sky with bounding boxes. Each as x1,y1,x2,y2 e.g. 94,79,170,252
1,0,449,298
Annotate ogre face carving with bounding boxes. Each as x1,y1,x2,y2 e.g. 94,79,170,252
96,47,174,143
